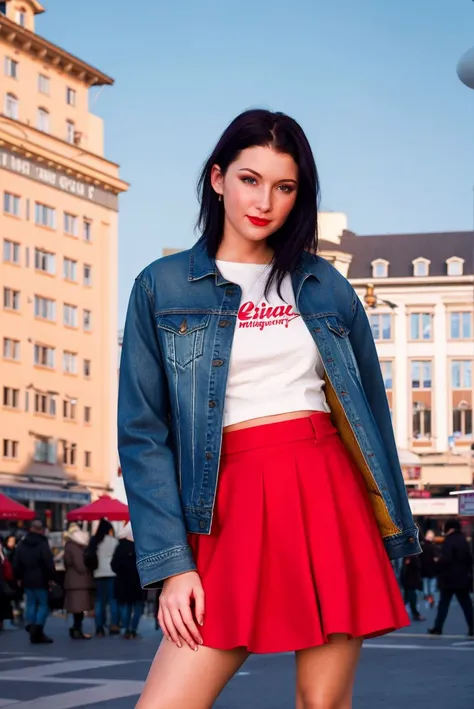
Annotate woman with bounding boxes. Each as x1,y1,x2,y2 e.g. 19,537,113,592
420,530,439,608
118,109,421,708
400,556,425,622
0,543,14,631
63,523,94,639
111,523,147,639
2,535,22,625
88,519,119,637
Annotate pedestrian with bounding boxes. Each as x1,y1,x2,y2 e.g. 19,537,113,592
420,530,440,608
85,518,120,637
118,108,421,708
400,556,426,622
13,519,55,644
0,544,14,630
111,522,147,639
63,523,94,639
428,518,474,637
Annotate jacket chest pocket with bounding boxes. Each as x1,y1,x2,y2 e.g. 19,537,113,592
156,313,210,369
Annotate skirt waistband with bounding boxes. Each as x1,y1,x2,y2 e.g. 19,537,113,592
221,412,336,456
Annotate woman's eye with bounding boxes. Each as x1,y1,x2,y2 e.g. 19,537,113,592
278,184,295,194
241,176,257,185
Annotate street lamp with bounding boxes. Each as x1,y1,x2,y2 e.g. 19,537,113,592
363,283,398,310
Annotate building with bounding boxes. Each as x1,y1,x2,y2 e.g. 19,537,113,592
0,0,128,528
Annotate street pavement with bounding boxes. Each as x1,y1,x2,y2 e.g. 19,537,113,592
0,597,472,709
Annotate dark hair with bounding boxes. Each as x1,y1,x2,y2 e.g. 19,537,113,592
196,109,320,298
444,518,461,533
91,518,114,547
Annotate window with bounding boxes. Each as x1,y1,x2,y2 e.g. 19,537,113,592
3,240,20,264
453,404,473,440
450,312,472,339
380,361,393,390
4,192,20,216
63,399,77,420
34,295,56,322
66,120,75,144
452,361,472,389
66,87,76,106
5,93,18,119
410,313,432,340
411,361,432,389
3,387,20,409
34,344,55,369
63,257,77,281
37,107,49,132
83,220,92,242
34,393,56,416
64,213,78,236
38,74,50,95
34,248,55,274
3,338,20,360
84,359,91,377
3,288,20,311
83,264,92,286
85,451,91,468
4,57,18,79
84,406,91,424
447,258,464,276
412,402,432,440
34,439,56,464
35,203,56,228
371,259,389,279
62,442,77,467
412,258,430,277
369,313,392,341
3,440,19,459
83,309,92,331
63,351,77,374
63,304,78,328
16,10,26,27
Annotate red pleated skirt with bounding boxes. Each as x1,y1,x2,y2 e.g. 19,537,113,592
187,413,409,654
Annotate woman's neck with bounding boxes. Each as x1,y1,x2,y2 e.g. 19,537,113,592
216,234,273,265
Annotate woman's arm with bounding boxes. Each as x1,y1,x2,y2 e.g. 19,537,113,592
118,275,196,589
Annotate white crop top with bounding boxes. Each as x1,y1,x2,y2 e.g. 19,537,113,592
216,260,330,427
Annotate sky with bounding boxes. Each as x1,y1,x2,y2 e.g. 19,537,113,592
38,0,474,326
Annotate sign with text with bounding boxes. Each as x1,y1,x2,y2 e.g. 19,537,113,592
459,493,474,517
0,147,118,211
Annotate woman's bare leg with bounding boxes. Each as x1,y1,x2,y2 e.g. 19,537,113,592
136,637,250,709
295,634,363,709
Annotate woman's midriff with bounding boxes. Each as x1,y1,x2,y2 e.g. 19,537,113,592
223,410,320,433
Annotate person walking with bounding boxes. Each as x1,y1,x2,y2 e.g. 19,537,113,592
63,523,94,640
428,518,473,637
400,555,425,622
118,108,421,708
86,519,119,637
111,522,147,639
13,519,55,644
420,530,440,608
0,544,14,631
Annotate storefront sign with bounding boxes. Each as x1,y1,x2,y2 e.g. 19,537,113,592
0,147,118,211
0,485,91,505
409,497,458,516
459,493,474,517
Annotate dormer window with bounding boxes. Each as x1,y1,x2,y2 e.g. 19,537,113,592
446,257,464,277
371,259,389,278
412,258,430,277
16,9,26,26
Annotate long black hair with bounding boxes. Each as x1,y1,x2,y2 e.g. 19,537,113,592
196,109,320,298
90,518,113,548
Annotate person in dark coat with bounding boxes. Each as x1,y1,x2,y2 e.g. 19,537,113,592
111,523,147,638
0,545,14,630
63,524,94,639
429,518,473,636
420,530,440,608
13,519,56,643
400,555,425,622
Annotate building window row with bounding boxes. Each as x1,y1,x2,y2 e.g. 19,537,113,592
3,286,92,330
3,438,91,468
2,386,92,424
3,335,91,375
3,196,93,242
369,311,473,341
371,256,465,279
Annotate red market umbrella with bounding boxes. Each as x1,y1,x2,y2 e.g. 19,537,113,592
0,493,35,520
66,495,129,522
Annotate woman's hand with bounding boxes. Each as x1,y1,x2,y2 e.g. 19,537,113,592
157,571,205,650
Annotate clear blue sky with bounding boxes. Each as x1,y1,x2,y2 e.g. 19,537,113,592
39,0,474,326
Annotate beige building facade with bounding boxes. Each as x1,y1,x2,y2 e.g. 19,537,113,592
0,0,128,527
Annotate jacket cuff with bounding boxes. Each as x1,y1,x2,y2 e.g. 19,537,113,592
137,545,197,589
384,526,422,560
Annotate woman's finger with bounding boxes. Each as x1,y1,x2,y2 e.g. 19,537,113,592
157,604,170,641
193,585,205,626
180,603,203,645
162,605,182,647
170,607,197,650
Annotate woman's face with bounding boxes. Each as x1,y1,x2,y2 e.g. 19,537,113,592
6,536,16,549
211,145,299,247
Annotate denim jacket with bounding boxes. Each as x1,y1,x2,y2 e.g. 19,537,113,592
118,237,422,588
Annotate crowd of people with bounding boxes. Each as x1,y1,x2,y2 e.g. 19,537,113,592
0,517,151,643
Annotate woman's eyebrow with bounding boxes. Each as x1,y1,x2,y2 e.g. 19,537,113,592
237,168,297,183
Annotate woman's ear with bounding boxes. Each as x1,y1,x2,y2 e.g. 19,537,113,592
210,164,224,198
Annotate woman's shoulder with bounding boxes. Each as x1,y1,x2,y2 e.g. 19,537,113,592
136,248,192,289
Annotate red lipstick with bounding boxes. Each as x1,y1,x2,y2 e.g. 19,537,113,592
247,216,271,227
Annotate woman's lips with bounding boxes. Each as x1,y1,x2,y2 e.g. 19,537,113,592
247,216,271,227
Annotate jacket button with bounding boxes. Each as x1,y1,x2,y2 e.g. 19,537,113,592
212,359,224,367
408,537,415,543
208,400,216,408
205,452,213,460
225,289,235,296
179,319,187,334
199,520,206,529
219,319,230,328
